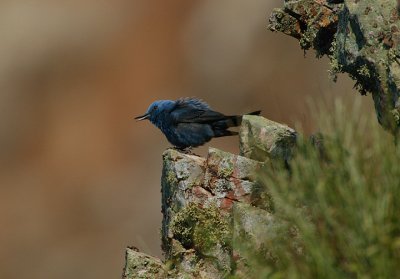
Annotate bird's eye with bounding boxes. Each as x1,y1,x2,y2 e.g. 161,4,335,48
153,105,158,111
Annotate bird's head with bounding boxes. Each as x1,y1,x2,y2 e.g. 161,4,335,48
135,100,175,124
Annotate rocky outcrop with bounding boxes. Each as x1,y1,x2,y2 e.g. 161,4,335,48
122,116,297,278
269,0,400,134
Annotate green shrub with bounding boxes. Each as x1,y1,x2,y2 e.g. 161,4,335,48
237,100,400,278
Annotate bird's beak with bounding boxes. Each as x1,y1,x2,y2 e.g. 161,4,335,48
134,113,150,121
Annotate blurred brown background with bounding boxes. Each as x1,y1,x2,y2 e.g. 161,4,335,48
0,1,373,278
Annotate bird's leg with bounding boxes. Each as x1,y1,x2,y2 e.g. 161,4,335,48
184,147,194,155
172,146,195,155
184,147,201,156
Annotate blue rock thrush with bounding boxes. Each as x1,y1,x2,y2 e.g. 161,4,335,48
135,98,261,150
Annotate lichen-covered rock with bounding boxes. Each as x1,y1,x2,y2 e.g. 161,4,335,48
161,149,235,277
204,148,264,210
269,0,340,55
159,146,274,277
269,0,400,133
168,204,232,277
165,241,224,279
206,148,262,181
239,115,297,162
123,247,166,279
233,203,304,275
161,149,206,254
233,203,286,257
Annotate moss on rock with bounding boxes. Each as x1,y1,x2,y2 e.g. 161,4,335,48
170,203,230,253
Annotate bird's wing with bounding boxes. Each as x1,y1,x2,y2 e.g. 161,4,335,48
171,98,227,124
176,97,210,110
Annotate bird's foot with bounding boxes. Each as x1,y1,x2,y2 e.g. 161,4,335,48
172,146,196,155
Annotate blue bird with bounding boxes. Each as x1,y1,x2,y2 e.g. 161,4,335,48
135,98,261,150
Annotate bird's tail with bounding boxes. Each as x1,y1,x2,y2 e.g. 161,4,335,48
226,110,261,127
246,110,262,116
213,129,238,137
212,110,261,135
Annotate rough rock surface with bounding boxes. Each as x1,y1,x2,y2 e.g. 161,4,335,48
240,115,297,162
122,247,166,279
122,116,296,278
161,148,263,277
269,0,400,133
